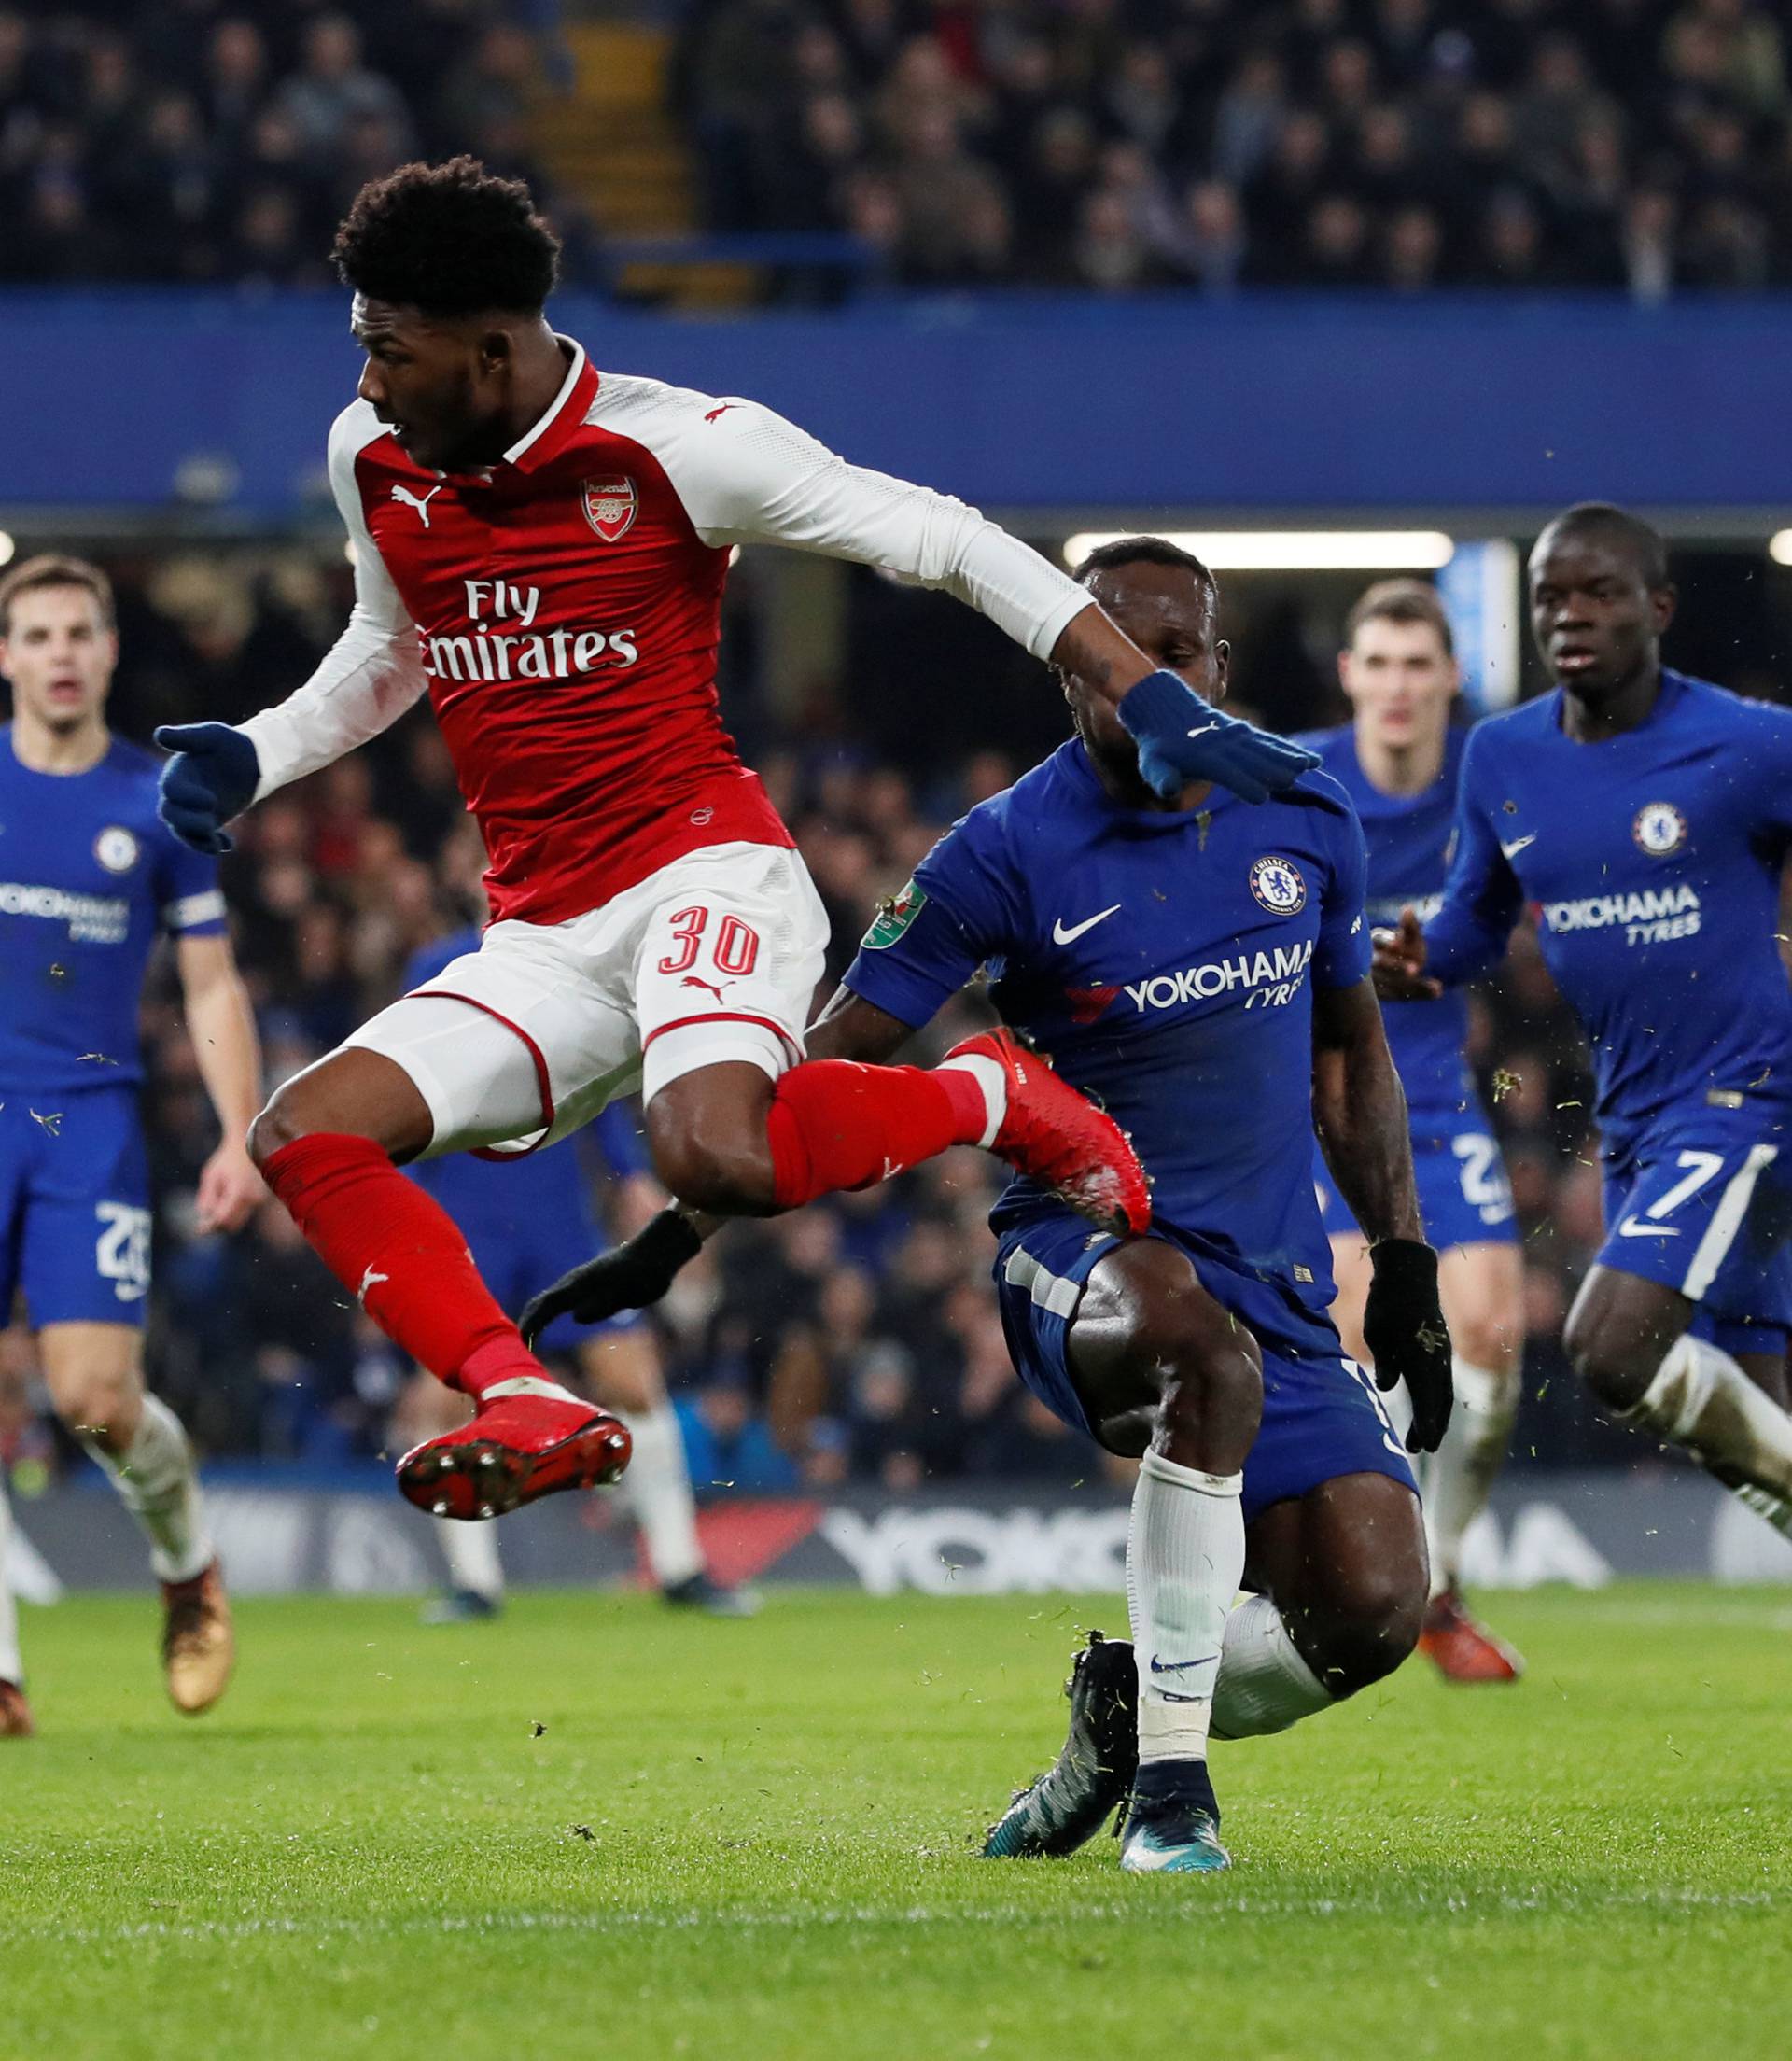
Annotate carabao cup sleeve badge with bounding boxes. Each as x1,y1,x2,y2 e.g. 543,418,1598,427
862,880,927,949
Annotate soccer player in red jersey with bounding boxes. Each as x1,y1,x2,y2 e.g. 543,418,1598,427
156,160,1315,1519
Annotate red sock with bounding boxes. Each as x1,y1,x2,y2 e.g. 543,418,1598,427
765,1061,989,1210
260,1133,540,1399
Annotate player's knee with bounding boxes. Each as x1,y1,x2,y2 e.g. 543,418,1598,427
1302,1560,1427,1697
245,1087,304,1170
1562,1308,1650,1413
1147,1306,1264,1446
645,1101,776,1214
1450,1310,1520,1382
49,1366,138,1448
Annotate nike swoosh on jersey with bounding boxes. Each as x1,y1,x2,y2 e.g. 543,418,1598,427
1500,834,1537,859
1052,904,1123,946
1149,1651,1220,1674
1617,1217,1681,1237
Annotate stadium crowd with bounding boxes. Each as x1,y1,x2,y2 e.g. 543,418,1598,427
0,0,594,286
0,544,1633,1499
5,1,1791,300
678,0,1792,295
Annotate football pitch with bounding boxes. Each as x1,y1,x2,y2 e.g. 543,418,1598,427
2,1585,1788,2061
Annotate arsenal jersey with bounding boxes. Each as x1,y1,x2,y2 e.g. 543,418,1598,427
242,339,1086,925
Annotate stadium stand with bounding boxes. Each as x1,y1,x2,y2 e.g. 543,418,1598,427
675,0,1792,296
0,2,603,286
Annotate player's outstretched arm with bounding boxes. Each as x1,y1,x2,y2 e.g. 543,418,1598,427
157,407,427,854
671,396,1314,803
1312,978,1452,1453
518,991,921,1342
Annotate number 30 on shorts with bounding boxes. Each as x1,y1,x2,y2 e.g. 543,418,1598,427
656,904,761,980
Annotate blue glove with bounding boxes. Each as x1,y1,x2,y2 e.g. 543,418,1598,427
1117,670,1319,804
153,723,260,854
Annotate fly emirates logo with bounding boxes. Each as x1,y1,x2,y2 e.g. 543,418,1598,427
1127,940,1313,1014
421,580,639,685
1541,883,1701,947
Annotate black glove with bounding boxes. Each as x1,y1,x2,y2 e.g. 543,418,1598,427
1361,1237,1453,1455
519,1207,705,1350
155,722,260,854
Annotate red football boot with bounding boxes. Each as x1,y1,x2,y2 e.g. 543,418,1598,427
0,1680,35,1739
944,1028,1151,1237
1417,1585,1524,1683
397,1375,632,1521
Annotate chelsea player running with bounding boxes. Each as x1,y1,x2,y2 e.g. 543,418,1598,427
524,539,1455,1872
0,557,263,1735
1378,504,1792,1535
1304,582,1525,1683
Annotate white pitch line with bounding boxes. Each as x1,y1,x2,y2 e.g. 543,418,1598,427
12,1886,1785,1950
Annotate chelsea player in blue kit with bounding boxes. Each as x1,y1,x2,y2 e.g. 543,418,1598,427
525,540,1455,1872
0,557,264,1735
394,920,752,1621
1379,504,1792,1541
1305,583,1526,1684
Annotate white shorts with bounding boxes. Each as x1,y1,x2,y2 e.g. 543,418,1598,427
344,841,829,1158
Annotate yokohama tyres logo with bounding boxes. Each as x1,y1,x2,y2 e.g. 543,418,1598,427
581,476,637,542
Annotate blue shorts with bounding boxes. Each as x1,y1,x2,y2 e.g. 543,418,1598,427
0,1089,151,1326
1600,1103,1792,1354
1314,1112,1516,1255
993,1208,1416,1526
456,1213,643,1357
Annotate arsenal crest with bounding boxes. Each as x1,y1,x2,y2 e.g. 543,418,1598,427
581,476,637,542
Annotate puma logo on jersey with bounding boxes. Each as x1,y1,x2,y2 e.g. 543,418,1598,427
680,974,733,1004
390,484,443,527
704,403,739,423
357,1264,391,1306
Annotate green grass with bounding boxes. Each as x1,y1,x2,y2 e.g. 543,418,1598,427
2,1584,1789,2061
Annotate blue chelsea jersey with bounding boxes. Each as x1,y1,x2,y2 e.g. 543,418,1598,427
1299,723,1474,1120
1425,672,1792,1156
0,728,224,1092
844,741,1373,1332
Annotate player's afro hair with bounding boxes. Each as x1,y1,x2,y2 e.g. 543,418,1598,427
1538,502,1670,589
1072,535,1218,609
332,156,560,316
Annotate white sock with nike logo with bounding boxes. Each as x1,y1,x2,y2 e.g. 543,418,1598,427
616,1401,706,1589
434,1511,504,1602
1421,1354,1520,1597
0,1482,22,1686
80,1394,215,1585
1127,1449,1245,1767
1209,1593,1332,1738
1629,1333,1792,1526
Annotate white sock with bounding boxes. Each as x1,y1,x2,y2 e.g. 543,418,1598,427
1210,1593,1333,1739
935,1053,1006,1148
1421,1355,1519,1597
1730,1482,1792,1538
82,1394,214,1584
0,1481,21,1687
434,1514,504,1599
1629,1335,1792,1508
616,1402,706,1590
1127,1450,1245,1767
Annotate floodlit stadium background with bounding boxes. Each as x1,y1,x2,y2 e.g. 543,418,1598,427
5,0,1792,1591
